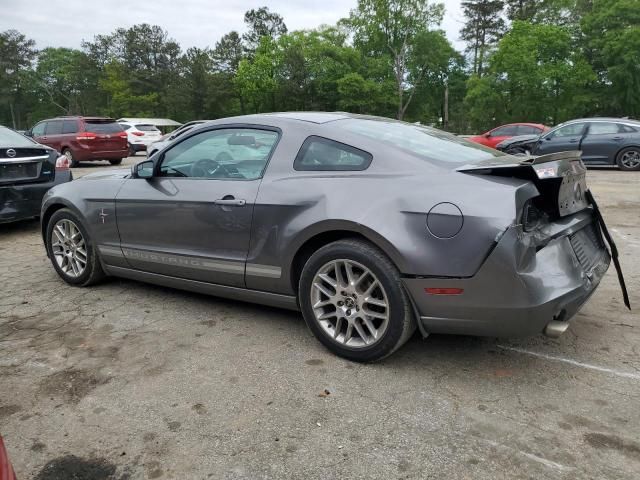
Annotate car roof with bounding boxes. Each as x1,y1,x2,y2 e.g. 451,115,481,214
42,116,116,122
562,117,640,125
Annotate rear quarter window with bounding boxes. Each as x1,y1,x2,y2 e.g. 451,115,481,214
62,120,78,134
294,136,372,171
45,121,63,135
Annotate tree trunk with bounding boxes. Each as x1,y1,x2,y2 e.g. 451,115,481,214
443,84,449,129
9,102,16,130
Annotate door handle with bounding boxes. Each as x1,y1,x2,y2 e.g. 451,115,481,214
613,136,623,140
214,198,246,206
568,139,578,143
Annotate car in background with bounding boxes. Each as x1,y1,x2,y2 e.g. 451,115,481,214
467,123,549,149
496,118,640,171
0,125,72,223
147,120,209,157
41,112,624,361
26,116,128,168
0,436,17,480
118,121,162,156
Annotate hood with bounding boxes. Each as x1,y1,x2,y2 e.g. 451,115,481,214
496,134,540,149
78,169,130,181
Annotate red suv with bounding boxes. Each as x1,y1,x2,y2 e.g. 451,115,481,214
468,123,550,149
27,116,128,167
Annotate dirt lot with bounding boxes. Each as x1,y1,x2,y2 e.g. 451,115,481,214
1,156,639,479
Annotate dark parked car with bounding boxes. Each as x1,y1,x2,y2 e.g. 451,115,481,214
496,118,640,170
1,125,72,223
26,116,128,168
40,113,626,361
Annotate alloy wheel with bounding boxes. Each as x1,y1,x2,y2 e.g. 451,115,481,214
620,150,640,169
51,219,87,278
310,259,389,348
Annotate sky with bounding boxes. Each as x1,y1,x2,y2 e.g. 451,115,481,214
0,0,465,51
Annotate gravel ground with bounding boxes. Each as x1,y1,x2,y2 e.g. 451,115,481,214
1,156,639,479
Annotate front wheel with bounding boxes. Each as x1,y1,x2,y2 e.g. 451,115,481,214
616,147,640,171
46,209,105,286
298,239,416,362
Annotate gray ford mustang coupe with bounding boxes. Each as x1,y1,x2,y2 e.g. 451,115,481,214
41,112,628,361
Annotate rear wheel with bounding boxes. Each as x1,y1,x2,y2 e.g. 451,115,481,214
63,148,79,168
46,209,105,286
298,239,416,362
128,145,136,157
109,158,123,165
616,147,640,171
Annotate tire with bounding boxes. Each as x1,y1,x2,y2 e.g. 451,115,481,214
109,158,123,165
45,208,105,287
298,239,416,362
63,148,79,168
129,145,136,157
615,147,640,171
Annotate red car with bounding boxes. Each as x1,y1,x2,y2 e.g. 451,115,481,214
468,123,550,149
27,116,128,168
0,436,16,480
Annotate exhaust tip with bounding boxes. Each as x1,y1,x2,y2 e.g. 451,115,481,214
544,320,570,338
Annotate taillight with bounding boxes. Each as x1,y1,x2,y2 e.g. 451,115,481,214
76,132,96,140
55,155,70,170
117,131,128,138
132,131,145,136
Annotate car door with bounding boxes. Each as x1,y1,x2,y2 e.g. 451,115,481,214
534,122,587,156
30,121,48,146
485,125,519,148
115,126,280,287
44,120,64,153
579,122,626,164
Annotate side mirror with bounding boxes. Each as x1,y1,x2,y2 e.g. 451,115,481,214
24,130,33,137
131,160,154,179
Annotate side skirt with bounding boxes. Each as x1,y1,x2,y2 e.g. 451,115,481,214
104,265,300,311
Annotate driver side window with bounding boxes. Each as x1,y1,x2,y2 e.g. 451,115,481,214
159,128,279,180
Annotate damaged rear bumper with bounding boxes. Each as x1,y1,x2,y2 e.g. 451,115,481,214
403,210,610,337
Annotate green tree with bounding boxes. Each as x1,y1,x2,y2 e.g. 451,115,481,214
243,7,288,53
460,0,505,76
581,0,640,116
347,0,445,119
465,21,596,130
0,29,37,128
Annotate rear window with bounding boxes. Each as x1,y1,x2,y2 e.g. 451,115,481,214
85,121,124,134
135,124,159,132
0,127,35,147
340,118,505,165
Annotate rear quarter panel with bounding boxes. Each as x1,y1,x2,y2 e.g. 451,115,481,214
246,124,536,295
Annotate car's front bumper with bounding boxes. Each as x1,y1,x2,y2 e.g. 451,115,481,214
403,211,610,337
0,170,73,223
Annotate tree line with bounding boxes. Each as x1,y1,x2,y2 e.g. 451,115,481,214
0,0,638,134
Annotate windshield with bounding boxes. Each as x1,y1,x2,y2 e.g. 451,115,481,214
340,118,508,165
0,127,36,147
